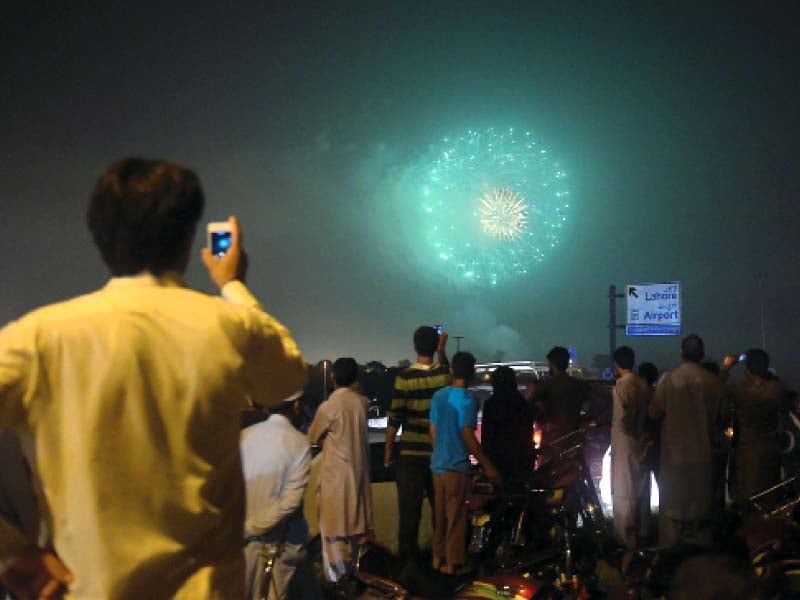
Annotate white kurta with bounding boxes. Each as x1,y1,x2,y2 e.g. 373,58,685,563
0,274,307,600
241,414,311,538
241,414,311,600
307,387,373,538
611,372,652,547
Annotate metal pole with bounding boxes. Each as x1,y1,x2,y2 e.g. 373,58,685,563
609,285,617,360
322,360,329,400
757,273,767,349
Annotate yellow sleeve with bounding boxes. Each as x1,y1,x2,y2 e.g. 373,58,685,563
0,316,38,429
0,324,36,562
222,281,308,409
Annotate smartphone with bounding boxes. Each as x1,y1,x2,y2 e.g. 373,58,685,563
207,222,232,258
434,324,443,335
739,353,747,362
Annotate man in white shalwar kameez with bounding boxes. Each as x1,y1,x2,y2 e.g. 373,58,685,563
611,346,653,548
307,358,373,582
241,390,312,600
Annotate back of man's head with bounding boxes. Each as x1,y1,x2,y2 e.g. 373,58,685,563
680,334,705,364
413,326,439,359
546,346,570,372
452,352,476,381
332,357,359,388
613,345,635,371
491,365,517,396
638,362,659,386
87,158,205,276
745,348,770,378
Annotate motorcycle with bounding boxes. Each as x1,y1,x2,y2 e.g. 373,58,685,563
338,428,608,599
351,540,588,600
618,476,800,599
466,428,606,582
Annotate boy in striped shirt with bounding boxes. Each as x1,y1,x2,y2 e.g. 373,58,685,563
384,326,450,561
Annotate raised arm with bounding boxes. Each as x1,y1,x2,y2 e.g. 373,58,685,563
436,331,449,367
202,216,308,409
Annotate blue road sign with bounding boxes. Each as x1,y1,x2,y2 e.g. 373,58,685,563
625,282,681,337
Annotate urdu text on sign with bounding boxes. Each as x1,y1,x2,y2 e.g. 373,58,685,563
625,282,681,336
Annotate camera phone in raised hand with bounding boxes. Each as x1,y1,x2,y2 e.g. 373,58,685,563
207,222,233,258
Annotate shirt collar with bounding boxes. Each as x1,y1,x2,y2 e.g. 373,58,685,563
104,271,186,289
267,413,293,427
409,362,442,371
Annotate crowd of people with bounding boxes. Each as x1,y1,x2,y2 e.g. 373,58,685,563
611,336,790,551
0,158,795,599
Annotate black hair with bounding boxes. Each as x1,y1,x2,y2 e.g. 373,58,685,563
638,362,659,386
87,158,205,276
491,365,518,396
681,334,705,364
546,346,570,372
332,357,359,387
613,345,635,371
744,348,770,378
452,352,476,381
413,326,439,358
701,361,720,375
271,398,299,417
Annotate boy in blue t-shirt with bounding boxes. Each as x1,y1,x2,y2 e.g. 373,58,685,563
429,351,501,574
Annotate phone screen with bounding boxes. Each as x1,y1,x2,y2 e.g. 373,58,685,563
211,231,232,257
434,324,443,334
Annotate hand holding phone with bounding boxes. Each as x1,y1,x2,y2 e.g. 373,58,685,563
202,216,247,289
722,354,740,369
207,222,233,258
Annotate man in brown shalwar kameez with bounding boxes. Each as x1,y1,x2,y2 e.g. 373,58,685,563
649,334,726,547
531,346,591,448
722,349,784,504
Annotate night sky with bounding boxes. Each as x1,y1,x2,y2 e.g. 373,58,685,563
3,2,799,383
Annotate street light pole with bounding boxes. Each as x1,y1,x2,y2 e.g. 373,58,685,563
608,285,625,360
757,272,767,349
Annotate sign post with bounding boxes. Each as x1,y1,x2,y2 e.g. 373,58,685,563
608,285,625,360
625,282,682,336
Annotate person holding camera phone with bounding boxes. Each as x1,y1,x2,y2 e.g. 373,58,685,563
0,158,307,599
385,326,450,562
721,349,784,505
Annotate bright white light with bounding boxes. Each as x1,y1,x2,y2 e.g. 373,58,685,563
479,187,528,240
599,446,659,515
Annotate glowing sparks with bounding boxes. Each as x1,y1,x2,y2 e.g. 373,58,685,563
479,188,528,240
415,127,572,287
